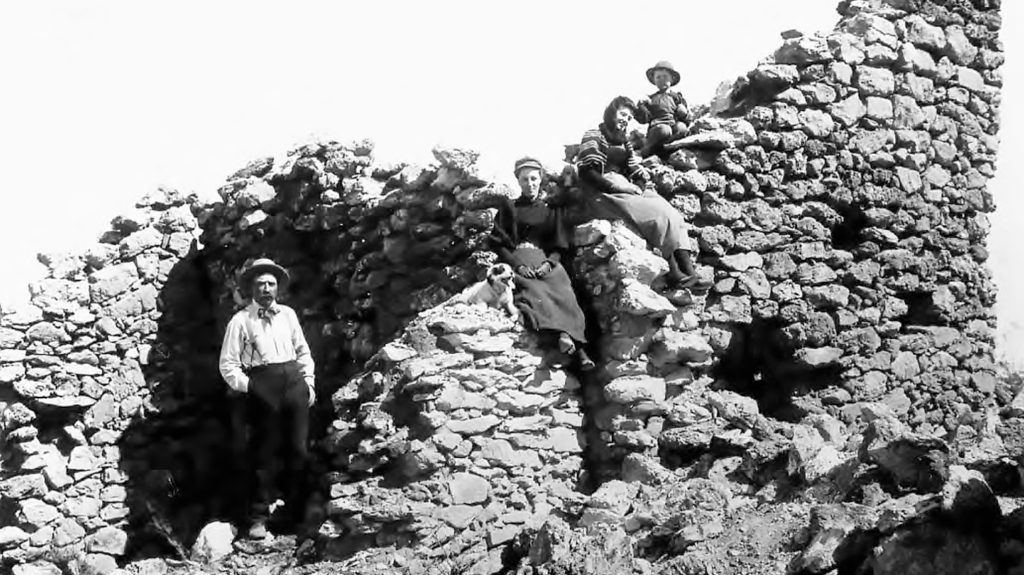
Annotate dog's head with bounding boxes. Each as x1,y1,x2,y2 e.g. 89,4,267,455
486,263,514,289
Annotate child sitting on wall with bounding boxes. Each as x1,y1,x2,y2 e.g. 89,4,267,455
637,61,692,158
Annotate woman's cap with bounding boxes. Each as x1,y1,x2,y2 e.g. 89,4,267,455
513,157,544,177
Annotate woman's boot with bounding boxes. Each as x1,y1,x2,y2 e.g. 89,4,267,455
666,253,687,286
672,249,709,290
558,332,576,355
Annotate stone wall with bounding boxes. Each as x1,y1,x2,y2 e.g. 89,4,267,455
702,0,1004,433
0,0,1008,573
0,188,203,573
559,0,1006,479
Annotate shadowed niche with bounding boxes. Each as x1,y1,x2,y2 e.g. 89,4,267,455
714,316,843,421
114,230,352,558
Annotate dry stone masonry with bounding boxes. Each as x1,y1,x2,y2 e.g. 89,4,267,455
0,0,1020,574
679,0,1004,434
552,0,1007,482
320,304,586,564
0,188,201,574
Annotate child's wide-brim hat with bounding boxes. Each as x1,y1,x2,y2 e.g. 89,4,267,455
239,258,290,293
646,61,681,86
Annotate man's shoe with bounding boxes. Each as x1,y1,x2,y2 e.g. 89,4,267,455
248,521,269,539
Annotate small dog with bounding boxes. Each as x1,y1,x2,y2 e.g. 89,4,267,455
448,263,517,317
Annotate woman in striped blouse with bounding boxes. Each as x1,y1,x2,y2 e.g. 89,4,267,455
574,96,706,289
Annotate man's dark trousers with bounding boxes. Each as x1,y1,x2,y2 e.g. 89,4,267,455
245,360,310,526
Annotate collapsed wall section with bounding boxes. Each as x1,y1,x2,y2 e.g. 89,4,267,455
0,143,518,570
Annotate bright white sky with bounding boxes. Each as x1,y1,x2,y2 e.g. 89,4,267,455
1,1,1022,361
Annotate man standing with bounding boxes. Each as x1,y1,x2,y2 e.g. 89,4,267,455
219,258,316,539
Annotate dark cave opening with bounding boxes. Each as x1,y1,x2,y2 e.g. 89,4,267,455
117,223,366,559
714,318,844,421
900,291,946,327
832,203,869,251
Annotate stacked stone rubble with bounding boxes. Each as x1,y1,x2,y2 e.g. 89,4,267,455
319,303,586,568
569,220,716,474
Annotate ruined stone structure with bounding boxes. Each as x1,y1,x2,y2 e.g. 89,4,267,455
0,1,1019,574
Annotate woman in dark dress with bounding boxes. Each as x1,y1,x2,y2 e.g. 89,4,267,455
492,157,595,371
575,96,707,289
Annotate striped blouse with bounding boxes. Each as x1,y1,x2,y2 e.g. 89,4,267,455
575,123,647,182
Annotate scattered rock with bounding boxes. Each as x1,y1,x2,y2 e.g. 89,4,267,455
449,472,491,505
792,504,879,573
191,521,237,563
86,526,128,556
79,554,119,575
13,562,63,575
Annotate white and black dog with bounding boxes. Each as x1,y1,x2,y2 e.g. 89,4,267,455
447,263,517,317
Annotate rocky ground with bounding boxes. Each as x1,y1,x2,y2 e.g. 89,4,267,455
56,375,1024,575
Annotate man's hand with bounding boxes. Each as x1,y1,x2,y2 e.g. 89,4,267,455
534,262,554,278
307,384,316,407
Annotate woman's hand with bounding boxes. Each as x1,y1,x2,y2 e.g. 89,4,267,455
604,172,643,195
631,164,651,182
627,154,649,179
516,265,536,279
534,261,554,278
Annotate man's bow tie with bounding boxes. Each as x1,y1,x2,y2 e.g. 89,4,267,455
258,306,279,319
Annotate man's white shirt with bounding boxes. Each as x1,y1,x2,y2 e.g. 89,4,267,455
218,301,315,394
